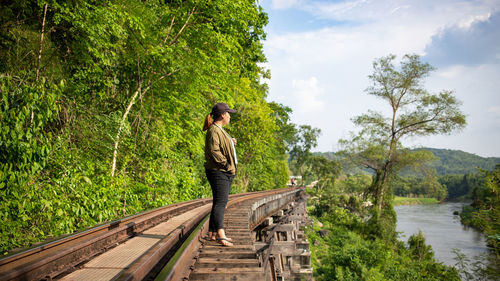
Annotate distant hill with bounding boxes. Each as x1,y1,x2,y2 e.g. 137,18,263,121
315,148,500,175
418,148,500,175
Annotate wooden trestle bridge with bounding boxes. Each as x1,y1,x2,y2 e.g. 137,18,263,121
0,187,312,281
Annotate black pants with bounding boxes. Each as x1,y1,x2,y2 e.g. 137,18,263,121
206,169,235,232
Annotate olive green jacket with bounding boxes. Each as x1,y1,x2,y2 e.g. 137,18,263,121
204,124,236,175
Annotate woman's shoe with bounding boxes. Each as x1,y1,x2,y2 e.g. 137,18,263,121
216,237,233,247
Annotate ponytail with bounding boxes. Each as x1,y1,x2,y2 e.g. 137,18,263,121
203,113,213,131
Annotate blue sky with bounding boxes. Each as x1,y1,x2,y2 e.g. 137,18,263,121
260,0,500,157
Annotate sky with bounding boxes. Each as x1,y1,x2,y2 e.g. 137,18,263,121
259,0,500,157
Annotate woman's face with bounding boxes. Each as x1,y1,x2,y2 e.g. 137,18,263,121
221,112,231,125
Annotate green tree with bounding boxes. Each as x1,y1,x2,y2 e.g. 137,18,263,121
408,231,435,261
289,125,321,185
340,54,466,240
268,102,296,155
306,155,341,193
462,165,500,261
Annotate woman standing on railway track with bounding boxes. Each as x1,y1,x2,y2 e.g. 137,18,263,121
202,102,238,247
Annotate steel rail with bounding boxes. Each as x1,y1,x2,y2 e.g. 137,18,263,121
0,187,298,281
0,197,214,281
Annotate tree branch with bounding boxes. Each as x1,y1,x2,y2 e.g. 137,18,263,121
163,16,176,44
393,107,444,137
362,161,379,171
167,6,196,47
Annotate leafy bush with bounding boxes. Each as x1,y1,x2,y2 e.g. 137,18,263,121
461,165,500,268
307,207,460,281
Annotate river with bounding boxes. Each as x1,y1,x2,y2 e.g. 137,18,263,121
395,202,491,267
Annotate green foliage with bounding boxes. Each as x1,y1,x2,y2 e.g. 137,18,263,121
408,231,435,261
452,248,499,281
393,196,439,206
461,165,500,264
304,155,341,190
267,102,295,155
0,76,62,189
336,173,372,194
230,97,290,192
393,175,447,200
307,161,460,280
439,173,485,199
0,0,293,254
307,205,460,281
289,125,321,184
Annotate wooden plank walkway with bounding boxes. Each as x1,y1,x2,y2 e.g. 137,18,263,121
189,201,266,281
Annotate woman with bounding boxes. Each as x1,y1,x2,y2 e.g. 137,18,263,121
203,102,238,247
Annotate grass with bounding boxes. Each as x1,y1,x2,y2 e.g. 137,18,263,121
393,196,439,206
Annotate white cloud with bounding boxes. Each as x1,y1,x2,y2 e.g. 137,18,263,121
489,106,500,116
309,0,371,18
271,0,302,9
292,77,325,113
305,0,499,24
263,0,500,156
424,12,500,67
457,12,491,29
390,5,410,15
434,65,466,79
488,105,500,125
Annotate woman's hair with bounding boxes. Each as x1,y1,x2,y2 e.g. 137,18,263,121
202,112,222,131
203,114,213,131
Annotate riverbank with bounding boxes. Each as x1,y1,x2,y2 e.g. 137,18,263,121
393,196,439,206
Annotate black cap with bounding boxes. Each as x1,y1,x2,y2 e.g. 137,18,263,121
211,103,236,116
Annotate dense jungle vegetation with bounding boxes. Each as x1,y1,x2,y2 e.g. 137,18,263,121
391,148,498,202
0,0,294,254
460,165,500,277
305,167,499,280
306,188,461,280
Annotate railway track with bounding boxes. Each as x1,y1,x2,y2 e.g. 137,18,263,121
0,187,303,281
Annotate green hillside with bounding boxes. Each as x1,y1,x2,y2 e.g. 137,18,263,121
316,148,500,175
419,148,500,175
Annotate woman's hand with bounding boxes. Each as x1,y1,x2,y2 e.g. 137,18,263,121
232,138,237,145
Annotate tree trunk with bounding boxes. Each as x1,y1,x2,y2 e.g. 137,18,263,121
32,4,48,127
378,161,391,211
372,170,383,209
111,86,141,177
36,4,48,81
